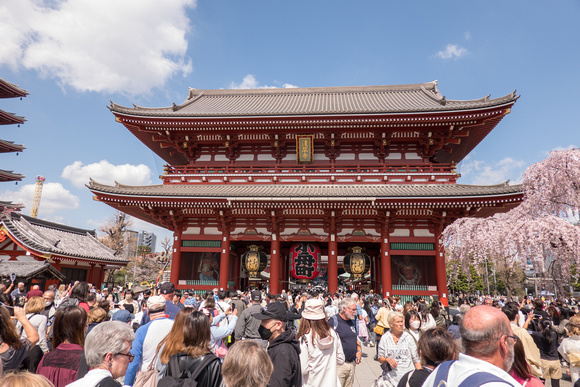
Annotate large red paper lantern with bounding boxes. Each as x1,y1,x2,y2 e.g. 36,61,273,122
290,243,321,281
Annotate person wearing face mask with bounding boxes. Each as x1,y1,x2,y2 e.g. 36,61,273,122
252,301,302,387
404,310,422,356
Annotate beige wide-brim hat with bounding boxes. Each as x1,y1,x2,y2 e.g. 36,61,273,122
302,298,326,320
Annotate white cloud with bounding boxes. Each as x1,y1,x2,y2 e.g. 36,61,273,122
464,32,471,41
459,156,526,185
61,160,152,188
1,182,80,216
229,74,298,89
0,0,195,95
436,44,468,60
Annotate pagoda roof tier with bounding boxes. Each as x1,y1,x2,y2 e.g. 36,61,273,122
109,81,517,165
0,78,29,99
0,169,24,182
0,200,22,214
110,81,517,118
0,139,25,153
0,108,26,125
89,179,522,199
89,180,522,230
1,213,127,264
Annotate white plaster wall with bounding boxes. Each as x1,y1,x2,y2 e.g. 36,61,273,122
404,152,422,159
257,154,276,161
413,229,435,237
390,229,410,237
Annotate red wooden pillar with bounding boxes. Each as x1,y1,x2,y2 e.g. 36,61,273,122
328,233,338,294
374,254,382,294
270,234,280,294
88,263,96,285
381,225,392,298
435,224,449,306
219,231,231,290
98,264,106,288
170,230,182,286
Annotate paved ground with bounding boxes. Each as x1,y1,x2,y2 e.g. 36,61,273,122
353,340,574,387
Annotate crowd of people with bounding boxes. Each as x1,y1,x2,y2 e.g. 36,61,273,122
1,279,580,387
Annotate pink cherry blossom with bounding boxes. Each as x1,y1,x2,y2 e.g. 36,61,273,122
443,149,580,295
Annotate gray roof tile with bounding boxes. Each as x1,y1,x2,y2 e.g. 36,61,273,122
1,213,127,264
88,180,523,199
110,81,518,118
0,260,65,281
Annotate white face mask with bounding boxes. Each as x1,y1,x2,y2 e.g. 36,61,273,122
410,321,421,330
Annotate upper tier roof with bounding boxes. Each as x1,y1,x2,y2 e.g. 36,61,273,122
0,139,25,153
1,213,127,264
110,81,518,118
0,108,26,125
0,169,24,182
0,78,29,99
88,179,522,199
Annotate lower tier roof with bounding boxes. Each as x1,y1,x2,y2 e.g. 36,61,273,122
88,180,522,199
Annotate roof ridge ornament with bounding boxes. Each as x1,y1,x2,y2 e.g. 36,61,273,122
175,90,205,111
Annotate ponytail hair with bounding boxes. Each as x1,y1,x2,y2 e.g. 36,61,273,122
541,319,553,345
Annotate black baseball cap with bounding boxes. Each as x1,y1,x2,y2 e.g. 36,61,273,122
252,301,288,322
251,290,262,301
159,282,175,295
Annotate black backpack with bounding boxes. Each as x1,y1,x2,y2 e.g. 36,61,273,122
158,353,218,387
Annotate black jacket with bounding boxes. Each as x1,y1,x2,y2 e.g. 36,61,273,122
164,352,222,387
267,329,302,387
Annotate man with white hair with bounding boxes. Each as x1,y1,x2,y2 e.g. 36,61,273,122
422,305,520,386
329,297,362,387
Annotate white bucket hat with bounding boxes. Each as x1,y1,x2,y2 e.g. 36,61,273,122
302,298,326,320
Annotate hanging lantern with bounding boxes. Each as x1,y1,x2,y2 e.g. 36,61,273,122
241,245,268,279
290,243,321,281
343,246,370,280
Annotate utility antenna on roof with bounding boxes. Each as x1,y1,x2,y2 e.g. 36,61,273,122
30,176,45,218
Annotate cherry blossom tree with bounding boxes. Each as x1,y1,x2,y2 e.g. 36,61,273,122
443,149,580,297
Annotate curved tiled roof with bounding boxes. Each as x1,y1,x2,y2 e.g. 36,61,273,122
0,260,65,281
0,78,29,99
0,139,25,153
1,213,127,264
0,108,26,125
0,169,24,182
88,180,523,200
110,81,518,118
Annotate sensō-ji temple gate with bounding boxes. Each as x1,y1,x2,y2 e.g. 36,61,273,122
89,81,523,304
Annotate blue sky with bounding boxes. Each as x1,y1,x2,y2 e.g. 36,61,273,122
1,0,579,250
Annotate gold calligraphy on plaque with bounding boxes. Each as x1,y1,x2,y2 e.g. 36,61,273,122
296,135,313,164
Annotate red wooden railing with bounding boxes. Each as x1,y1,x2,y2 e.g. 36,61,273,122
161,163,458,185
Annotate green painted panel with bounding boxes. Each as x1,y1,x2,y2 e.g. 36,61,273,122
181,240,222,248
390,242,434,250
